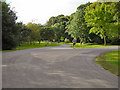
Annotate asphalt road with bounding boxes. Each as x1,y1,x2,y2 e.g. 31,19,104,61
2,45,119,88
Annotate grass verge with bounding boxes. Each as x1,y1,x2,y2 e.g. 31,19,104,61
95,50,120,76
60,42,119,48
2,42,60,52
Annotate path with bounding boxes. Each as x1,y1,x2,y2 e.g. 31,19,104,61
2,45,119,88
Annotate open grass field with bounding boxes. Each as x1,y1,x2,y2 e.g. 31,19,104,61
2,42,60,52
96,50,120,76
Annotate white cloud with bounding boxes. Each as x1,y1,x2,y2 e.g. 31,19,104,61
6,0,96,25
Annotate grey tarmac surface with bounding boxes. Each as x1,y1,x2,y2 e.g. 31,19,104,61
2,45,119,88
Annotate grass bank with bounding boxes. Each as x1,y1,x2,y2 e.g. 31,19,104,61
60,42,119,48
2,42,60,52
95,50,120,76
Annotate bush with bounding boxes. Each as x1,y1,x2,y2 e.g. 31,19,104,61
64,38,70,43
60,37,64,42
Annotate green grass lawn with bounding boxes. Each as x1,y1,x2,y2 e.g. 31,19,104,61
60,42,119,48
2,42,60,52
96,50,120,76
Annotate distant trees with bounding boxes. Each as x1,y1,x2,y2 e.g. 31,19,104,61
2,1,119,50
46,15,71,42
2,1,19,50
66,2,119,45
46,16,56,27
40,27,55,41
25,22,56,43
26,22,42,44
52,23,65,42
16,22,31,45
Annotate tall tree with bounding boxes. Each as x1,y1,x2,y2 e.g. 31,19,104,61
46,16,56,27
16,22,31,45
66,2,91,44
2,1,19,50
52,23,65,42
26,22,42,44
85,2,118,46
114,2,120,44
46,15,70,42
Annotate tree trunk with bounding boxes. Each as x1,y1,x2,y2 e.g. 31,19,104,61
80,41,82,45
104,31,106,46
38,40,41,44
79,38,82,45
104,35,106,46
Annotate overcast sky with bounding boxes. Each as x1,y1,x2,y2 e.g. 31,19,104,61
6,0,97,25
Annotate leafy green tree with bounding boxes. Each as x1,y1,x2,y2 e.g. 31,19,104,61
52,23,65,42
58,16,70,24
40,27,55,41
66,2,91,44
46,15,64,27
113,2,120,45
46,16,56,27
46,15,71,42
16,22,31,45
46,15,70,27
85,2,118,46
2,1,19,50
26,22,42,44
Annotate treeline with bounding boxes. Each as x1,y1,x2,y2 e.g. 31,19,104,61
66,2,119,46
44,2,120,46
2,1,120,50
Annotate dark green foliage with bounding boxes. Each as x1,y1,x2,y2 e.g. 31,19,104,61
40,27,55,41
2,1,119,51
88,33,104,44
46,14,71,42
16,22,31,44
46,16,56,26
46,14,70,26
2,1,19,50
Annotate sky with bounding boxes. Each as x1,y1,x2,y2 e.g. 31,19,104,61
6,0,97,25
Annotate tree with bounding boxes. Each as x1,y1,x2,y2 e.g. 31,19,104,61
66,2,91,44
85,2,118,46
2,1,19,50
46,16,56,27
26,22,42,44
46,15,71,42
52,23,65,42
16,22,31,45
113,2,120,45
46,15,69,26
40,27,55,41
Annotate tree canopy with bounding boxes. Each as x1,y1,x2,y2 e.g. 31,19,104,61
66,2,91,44
2,1,119,50
84,2,118,46
2,1,19,50
40,27,55,41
